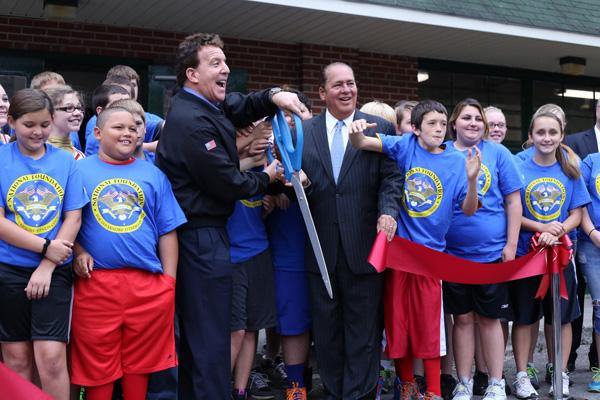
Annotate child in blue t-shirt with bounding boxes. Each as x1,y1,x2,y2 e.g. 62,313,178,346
510,111,589,399
0,89,89,400
349,100,481,400
443,98,523,398
69,107,186,400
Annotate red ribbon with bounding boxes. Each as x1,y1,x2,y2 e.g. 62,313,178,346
0,362,53,399
367,232,571,300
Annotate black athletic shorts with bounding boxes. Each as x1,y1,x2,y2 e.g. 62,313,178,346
0,262,73,342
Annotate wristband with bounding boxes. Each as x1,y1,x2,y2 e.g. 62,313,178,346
40,238,51,257
589,228,597,237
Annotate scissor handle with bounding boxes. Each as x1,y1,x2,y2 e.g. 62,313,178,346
265,143,275,163
271,110,303,180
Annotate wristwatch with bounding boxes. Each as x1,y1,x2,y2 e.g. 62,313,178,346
268,87,284,102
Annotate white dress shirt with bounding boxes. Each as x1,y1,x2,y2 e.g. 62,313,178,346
325,110,355,154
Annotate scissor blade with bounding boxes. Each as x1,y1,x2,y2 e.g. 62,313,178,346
291,174,333,299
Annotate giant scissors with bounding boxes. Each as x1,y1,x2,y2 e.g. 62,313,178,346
268,110,333,299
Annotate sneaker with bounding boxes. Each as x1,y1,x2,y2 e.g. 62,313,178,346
544,363,552,385
231,389,247,400
526,363,540,389
513,371,538,399
286,382,307,400
451,380,473,400
473,370,488,396
375,374,385,400
258,356,287,389
482,380,506,400
248,371,276,400
548,372,570,397
415,374,427,394
441,374,457,400
589,367,600,393
423,392,443,400
393,378,421,400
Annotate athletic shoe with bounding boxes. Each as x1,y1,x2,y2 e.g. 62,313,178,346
258,356,287,389
441,374,457,400
548,371,569,397
286,382,307,400
451,379,473,400
526,363,540,389
513,371,538,399
482,380,506,400
393,378,421,400
473,370,488,396
248,370,276,400
544,363,552,385
588,367,600,393
423,392,443,400
415,374,427,394
375,374,385,400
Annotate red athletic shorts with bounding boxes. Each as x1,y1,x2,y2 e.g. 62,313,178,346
384,270,446,359
70,268,177,386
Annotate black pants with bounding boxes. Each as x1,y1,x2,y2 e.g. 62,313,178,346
308,246,383,400
176,227,234,400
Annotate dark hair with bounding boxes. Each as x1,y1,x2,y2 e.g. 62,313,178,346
175,33,224,87
96,106,133,129
106,65,139,83
102,75,133,97
319,62,353,87
8,88,54,120
394,100,417,127
448,98,489,139
528,112,580,179
92,84,130,111
410,100,447,130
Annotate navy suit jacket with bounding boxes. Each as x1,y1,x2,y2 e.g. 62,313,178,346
301,110,402,275
564,127,598,159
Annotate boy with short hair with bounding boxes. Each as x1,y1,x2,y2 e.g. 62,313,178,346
84,85,130,155
70,107,186,400
108,99,154,162
349,100,481,400
30,71,65,90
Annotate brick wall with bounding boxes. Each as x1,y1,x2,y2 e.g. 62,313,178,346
0,16,418,111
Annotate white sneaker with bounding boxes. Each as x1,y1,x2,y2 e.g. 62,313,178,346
482,379,507,400
451,379,473,400
548,372,570,397
513,371,539,399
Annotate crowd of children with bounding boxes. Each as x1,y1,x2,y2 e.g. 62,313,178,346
1,58,600,400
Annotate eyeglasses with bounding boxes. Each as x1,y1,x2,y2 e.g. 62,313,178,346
56,105,84,113
488,122,506,129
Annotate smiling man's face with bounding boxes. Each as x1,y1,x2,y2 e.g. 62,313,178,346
319,63,357,120
188,45,230,103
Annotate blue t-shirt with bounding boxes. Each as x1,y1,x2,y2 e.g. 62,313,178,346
445,140,523,262
579,153,600,242
76,155,186,273
85,112,163,155
515,146,534,161
380,134,469,251
227,194,269,263
517,158,590,255
266,201,306,271
70,131,82,151
0,143,89,268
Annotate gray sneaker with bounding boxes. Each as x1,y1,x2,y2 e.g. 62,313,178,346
482,379,507,400
513,371,538,399
451,380,473,400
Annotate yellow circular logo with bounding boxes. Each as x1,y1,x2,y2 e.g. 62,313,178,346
403,167,443,217
477,164,491,196
7,174,64,234
525,177,566,221
595,174,600,198
92,178,145,233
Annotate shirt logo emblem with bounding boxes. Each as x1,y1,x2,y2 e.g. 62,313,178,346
92,178,145,233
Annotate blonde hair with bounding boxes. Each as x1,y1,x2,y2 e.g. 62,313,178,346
30,71,65,90
108,99,145,123
360,101,397,129
529,112,580,179
394,100,417,128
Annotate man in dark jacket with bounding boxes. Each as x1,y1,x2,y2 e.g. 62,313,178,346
156,32,309,400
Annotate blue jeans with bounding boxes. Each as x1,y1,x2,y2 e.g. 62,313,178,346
577,239,600,333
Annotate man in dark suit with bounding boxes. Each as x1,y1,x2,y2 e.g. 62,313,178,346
564,101,600,371
302,62,403,399
156,32,310,400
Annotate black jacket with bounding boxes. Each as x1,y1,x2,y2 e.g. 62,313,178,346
156,89,277,228
564,127,598,159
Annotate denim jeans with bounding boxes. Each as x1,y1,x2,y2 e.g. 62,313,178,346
577,239,600,333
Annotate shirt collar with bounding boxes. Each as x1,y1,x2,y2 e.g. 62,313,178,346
325,109,355,132
182,86,221,111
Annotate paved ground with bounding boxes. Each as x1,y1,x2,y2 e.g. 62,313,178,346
261,295,597,399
